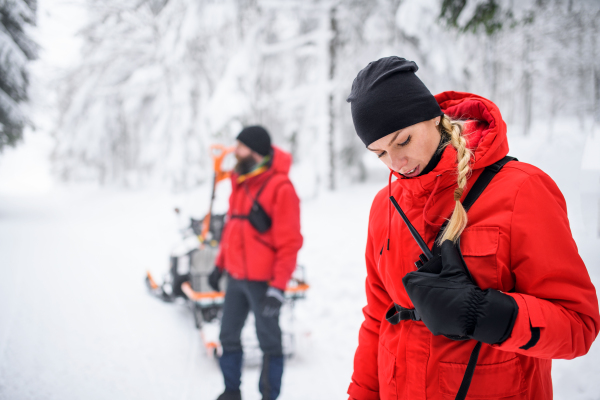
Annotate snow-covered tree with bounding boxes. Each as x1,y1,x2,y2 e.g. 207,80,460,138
53,0,242,188
436,0,600,135
53,0,600,189
0,0,38,151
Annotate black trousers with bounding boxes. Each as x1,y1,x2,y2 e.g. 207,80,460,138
219,277,283,356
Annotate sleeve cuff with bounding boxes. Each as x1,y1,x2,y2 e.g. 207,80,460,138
269,279,288,292
347,382,379,400
492,293,546,351
266,286,286,302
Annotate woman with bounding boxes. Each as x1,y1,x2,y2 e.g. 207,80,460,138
346,56,599,400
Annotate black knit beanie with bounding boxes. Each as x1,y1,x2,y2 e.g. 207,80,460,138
236,125,272,156
347,56,442,147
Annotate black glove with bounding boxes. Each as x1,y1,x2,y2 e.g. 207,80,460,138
402,240,518,345
208,267,223,292
261,287,285,318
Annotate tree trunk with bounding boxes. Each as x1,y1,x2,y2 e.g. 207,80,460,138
576,12,586,130
522,34,533,136
594,65,600,123
487,33,498,102
593,13,600,125
328,6,338,190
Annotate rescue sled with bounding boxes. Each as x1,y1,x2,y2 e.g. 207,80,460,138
145,144,309,358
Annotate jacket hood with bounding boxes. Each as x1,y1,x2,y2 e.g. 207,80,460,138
435,91,509,170
270,145,292,175
383,92,511,243
389,92,510,189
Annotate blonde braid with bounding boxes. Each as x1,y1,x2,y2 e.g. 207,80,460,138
437,115,472,244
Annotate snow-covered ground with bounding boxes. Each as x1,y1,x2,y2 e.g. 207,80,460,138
0,130,373,400
1,124,600,400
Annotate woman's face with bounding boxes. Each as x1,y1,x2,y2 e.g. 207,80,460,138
367,117,442,177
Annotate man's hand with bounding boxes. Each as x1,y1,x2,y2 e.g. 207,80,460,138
208,267,223,292
261,287,285,318
402,240,518,345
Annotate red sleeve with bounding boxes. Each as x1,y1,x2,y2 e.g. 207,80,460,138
215,242,225,270
215,181,235,270
348,203,393,400
269,182,303,290
215,211,227,268
492,173,600,358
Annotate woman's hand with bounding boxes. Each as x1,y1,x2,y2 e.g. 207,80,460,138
402,240,518,345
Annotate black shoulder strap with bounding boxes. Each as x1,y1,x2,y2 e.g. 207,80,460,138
437,155,516,400
255,174,274,199
433,156,517,250
455,341,482,400
463,156,517,213
243,173,274,201
232,174,275,220
385,157,517,400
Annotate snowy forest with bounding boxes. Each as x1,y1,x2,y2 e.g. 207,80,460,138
32,0,599,191
0,0,37,150
3,1,600,400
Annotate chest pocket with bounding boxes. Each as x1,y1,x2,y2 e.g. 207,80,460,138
460,226,499,290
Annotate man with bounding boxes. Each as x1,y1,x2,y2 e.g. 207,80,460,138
208,125,303,400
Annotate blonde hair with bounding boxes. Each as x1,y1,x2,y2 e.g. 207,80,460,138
437,115,472,244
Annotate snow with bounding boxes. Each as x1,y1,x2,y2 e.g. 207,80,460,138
1,124,600,399
580,131,600,237
2,0,600,398
0,141,370,399
582,132,600,172
0,129,53,195
47,0,600,190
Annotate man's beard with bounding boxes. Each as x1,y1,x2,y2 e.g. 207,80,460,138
234,155,257,175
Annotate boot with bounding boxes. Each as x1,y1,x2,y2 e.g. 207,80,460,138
219,351,243,393
259,354,284,400
216,390,241,400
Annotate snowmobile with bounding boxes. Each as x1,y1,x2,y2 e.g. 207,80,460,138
145,144,309,358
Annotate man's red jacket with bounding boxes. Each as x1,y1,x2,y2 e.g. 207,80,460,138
216,146,303,291
348,92,600,400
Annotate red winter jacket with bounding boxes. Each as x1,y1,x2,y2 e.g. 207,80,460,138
215,146,303,291
348,92,600,400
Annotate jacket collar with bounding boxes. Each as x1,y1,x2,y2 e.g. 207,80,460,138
389,92,510,197
236,154,272,184
384,92,510,244
230,146,293,189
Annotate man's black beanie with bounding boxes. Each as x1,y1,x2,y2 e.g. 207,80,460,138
347,56,442,147
236,125,272,156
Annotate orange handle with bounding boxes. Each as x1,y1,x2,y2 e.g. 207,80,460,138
210,144,234,183
200,144,235,243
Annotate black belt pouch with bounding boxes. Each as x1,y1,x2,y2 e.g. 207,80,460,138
248,200,272,233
